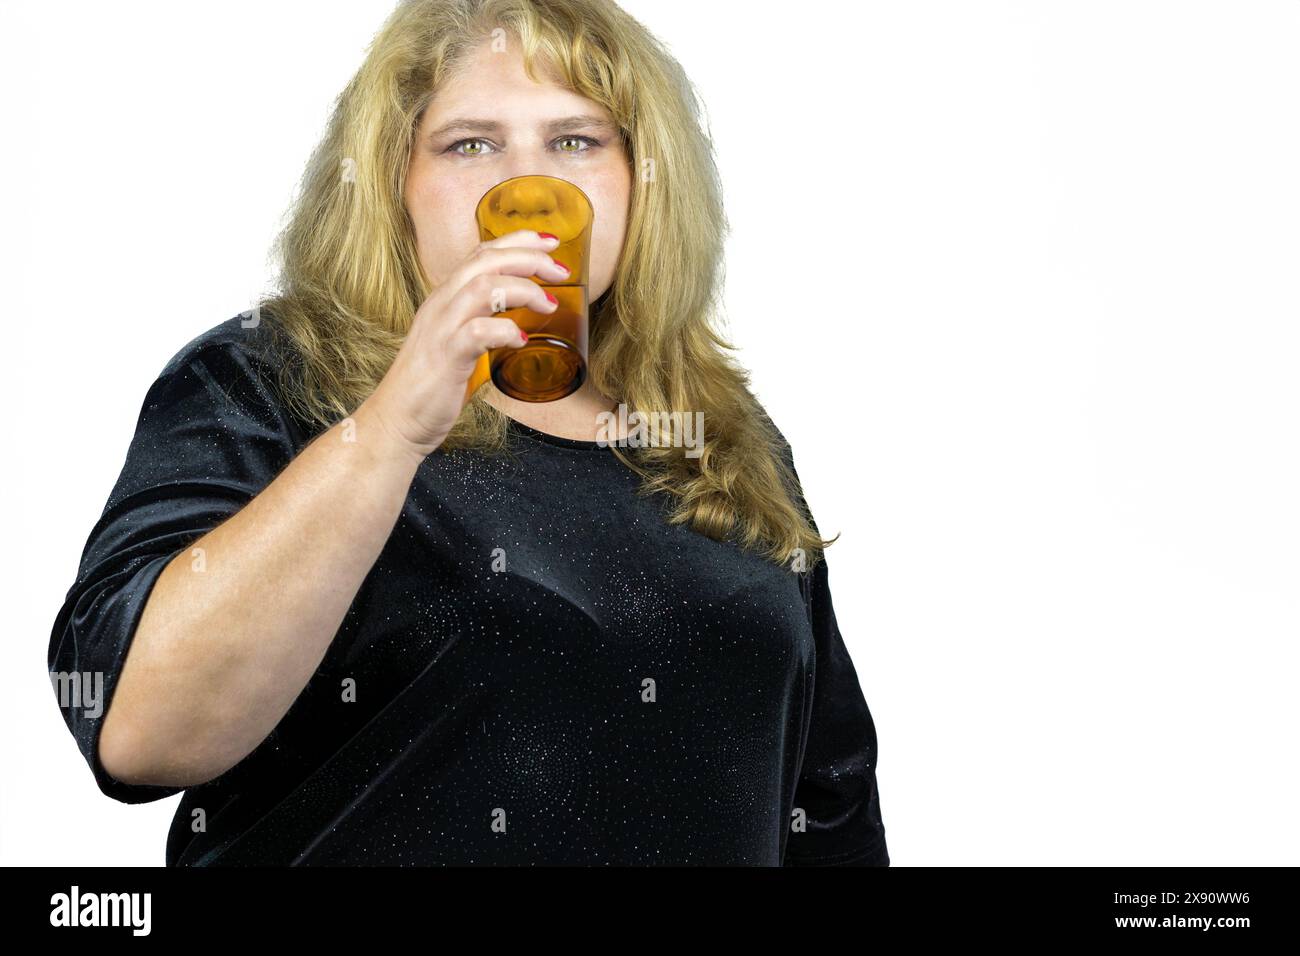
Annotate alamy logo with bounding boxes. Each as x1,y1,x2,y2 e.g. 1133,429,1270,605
49,670,104,718
595,404,705,458
49,886,151,935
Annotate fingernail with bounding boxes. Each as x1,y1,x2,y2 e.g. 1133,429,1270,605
545,291,558,304
553,259,569,273
538,232,558,242
520,330,529,342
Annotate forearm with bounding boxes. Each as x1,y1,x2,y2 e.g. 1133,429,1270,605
99,399,426,787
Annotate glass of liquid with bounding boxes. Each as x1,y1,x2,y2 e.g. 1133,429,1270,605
470,174,594,403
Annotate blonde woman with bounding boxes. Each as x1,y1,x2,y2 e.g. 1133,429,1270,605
48,0,889,866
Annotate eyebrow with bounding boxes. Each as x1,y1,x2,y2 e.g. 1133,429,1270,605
426,114,617,140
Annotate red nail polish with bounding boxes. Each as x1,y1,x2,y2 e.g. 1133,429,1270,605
520,330,529,342
538,232,558,241
545,291,557,304
553,259,569,273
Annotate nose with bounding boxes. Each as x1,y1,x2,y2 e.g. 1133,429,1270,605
493,175,562,220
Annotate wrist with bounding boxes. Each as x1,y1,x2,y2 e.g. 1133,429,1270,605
352,398,439,469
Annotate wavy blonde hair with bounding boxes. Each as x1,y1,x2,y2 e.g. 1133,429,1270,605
256,0,838,568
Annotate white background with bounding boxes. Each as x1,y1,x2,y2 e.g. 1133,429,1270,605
3,0,1297,866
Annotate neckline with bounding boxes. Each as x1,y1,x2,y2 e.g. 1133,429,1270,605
505,416,624,450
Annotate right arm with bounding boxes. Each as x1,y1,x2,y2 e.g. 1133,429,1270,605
100,230,569,788
98,401,424,788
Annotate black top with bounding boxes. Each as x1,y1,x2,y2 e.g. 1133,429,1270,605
48,315,889,866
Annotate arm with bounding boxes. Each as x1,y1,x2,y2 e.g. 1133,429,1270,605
763,417,890,865
785,548,890,866
48,336,427,799
51,234,564,801
99,396,422,789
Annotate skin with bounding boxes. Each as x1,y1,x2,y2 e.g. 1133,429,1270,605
403,39,633,441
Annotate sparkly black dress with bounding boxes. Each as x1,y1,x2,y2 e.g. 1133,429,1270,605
48,315,889,866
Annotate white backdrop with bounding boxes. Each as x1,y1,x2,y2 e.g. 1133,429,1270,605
3,0,1297,866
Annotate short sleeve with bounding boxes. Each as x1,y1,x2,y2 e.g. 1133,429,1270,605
46,322,301,804
775,431,890,866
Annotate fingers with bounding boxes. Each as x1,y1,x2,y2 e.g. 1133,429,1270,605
445,316,530,378
412,229,566,382
447,236,571,298
445,271,559,331
482,228,562,251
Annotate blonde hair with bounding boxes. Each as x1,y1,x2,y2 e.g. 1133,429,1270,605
257,0,837,568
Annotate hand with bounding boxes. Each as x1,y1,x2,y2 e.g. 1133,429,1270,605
359,229,569,460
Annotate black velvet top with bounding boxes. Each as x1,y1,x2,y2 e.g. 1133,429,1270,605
47,315,889,866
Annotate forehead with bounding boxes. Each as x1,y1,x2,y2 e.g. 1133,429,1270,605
422,44,613,132
434,39,562,104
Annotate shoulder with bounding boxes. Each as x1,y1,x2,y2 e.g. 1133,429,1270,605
156,311,287,382
752,401,798,475
140,310,305,440
751,401,817,528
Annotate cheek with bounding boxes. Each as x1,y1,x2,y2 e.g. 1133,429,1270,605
587,167,630,240
587,172,630,280
406,172,485,279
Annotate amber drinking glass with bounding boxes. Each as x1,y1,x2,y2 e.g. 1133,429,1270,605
470,174,594,403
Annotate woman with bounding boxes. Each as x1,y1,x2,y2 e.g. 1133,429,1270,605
47,0,888,866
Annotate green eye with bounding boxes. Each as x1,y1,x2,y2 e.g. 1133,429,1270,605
448,138,491,156
444,135,601,157
557,135,600,152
